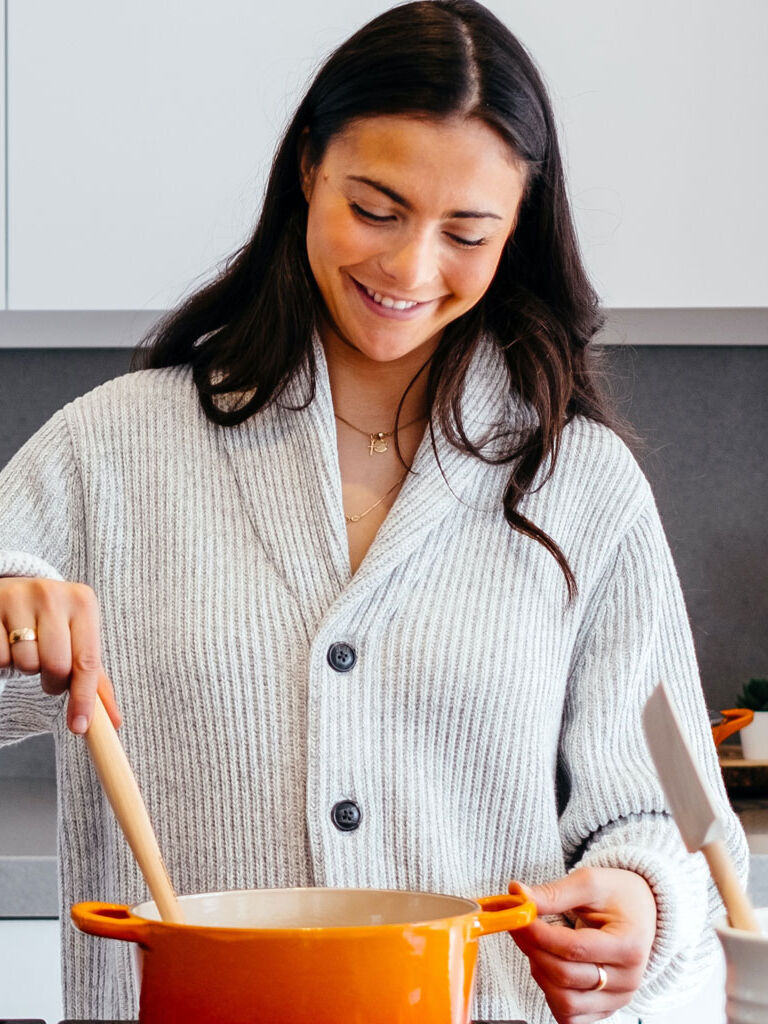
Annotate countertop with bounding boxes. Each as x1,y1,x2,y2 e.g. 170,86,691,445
0,778,57,916
3,776,768,917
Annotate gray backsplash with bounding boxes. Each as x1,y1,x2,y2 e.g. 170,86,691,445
1,343,767,778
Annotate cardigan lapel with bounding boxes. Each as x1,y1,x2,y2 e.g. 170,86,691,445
219,335,351,627
220,330,521,624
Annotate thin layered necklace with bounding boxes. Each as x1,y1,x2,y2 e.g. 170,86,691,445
334,410,427,523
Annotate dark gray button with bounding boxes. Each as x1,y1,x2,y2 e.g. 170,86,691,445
327,642,356,672
331,800,361,832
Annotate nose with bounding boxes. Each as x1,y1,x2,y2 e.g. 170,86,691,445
377,228,439,294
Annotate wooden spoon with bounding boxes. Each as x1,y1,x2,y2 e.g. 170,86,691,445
83,693,185,924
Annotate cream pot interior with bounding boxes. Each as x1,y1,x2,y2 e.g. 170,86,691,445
132,887,481,928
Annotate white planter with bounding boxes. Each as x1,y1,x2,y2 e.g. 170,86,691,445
740,711,768,760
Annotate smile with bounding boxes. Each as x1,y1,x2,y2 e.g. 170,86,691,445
350,276,438,320
362,286,419,310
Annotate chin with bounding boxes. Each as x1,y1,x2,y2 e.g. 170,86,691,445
364,326,445,362
359,340,432,364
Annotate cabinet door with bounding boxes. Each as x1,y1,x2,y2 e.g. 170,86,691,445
0,918,63,1021
0,0,5,309
495,0,768,309
6,0,386,311
7,0,768,310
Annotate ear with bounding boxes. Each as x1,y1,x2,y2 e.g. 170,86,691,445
297,127,315,202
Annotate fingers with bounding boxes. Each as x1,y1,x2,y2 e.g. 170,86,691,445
512,914,637,966
528,948,608,992
38,614,74,695
67,590,105,734
512,925,635,1024
522,944,632,995
10,631,41,674
0,620,8,670
0,578,123,734
510,868,604,918
536,983,621,1024
0,582,42,675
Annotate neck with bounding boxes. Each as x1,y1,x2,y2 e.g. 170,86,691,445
320,323,438,429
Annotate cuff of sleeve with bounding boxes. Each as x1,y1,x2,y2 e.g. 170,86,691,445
0,550,65,582
572,819,711,1011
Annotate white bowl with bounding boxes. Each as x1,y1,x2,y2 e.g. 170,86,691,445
715,908,768,1024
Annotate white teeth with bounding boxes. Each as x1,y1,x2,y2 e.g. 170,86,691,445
364,285,418,310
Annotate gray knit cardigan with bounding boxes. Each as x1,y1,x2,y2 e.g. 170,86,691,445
0,333,748,1023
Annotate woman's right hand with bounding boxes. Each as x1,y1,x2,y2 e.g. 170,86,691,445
0,577,122,734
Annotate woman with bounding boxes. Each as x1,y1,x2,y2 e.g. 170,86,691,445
0,1,747,1022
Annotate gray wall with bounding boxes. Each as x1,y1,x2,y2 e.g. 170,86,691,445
1,345,767,776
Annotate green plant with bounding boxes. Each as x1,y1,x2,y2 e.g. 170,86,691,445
735,678,768,712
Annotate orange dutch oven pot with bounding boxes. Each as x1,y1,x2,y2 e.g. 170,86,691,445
71,886,536,1024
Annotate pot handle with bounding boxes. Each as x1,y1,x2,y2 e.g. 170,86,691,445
712,708,754,747
471,893,537,938
71,901,151,945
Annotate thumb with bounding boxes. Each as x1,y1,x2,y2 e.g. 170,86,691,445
509,872,592,917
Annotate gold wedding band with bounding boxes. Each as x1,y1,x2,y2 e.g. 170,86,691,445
8,627,38,645
591,964,608,992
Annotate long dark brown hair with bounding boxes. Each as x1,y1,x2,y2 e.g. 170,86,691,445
132,0,628,600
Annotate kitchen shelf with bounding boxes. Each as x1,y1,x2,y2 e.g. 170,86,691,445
719,745,768,768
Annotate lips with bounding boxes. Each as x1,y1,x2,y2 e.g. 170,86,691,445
349,276,440,322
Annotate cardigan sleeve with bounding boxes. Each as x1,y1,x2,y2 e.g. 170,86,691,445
557,489,749,1013
0,407,84,739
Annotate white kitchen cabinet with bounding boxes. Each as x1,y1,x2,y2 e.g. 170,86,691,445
0,918,63,1021
0,0,6,309
7,0,768,311
6,0,389,312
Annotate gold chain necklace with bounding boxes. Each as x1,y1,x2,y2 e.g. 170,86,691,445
334,411,427,456
344,471,408,524
334,409,424,524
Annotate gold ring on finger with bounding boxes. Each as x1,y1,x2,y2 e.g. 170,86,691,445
590,964,608,992
8,627,38,645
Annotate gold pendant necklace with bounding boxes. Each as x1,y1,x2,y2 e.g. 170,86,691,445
334,411,426,456
368,432,389,455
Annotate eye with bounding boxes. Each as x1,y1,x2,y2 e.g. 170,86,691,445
350,203,486,249
447,234,487,249
350,202,393,223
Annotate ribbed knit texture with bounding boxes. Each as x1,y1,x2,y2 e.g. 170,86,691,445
0,334,748,1023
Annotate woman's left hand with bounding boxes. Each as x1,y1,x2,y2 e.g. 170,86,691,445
509,865,657,1024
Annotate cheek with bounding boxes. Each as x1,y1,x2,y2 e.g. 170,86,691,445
446,253,502,303
306,205,371,274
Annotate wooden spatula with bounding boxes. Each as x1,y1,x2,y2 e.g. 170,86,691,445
643,681,759,933
82,693,185,924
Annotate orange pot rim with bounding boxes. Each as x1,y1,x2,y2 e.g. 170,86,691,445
145,886,481,933
72,886,536,941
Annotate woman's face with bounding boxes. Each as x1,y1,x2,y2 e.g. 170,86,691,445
300,114,527,365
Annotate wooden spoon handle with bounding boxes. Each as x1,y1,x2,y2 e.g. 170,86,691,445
703,839,761,933
85,695,184,924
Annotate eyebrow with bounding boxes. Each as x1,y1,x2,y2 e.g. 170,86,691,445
346,175,503,221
